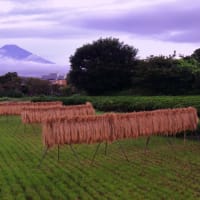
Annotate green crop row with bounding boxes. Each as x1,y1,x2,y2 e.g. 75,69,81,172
1,116,200,199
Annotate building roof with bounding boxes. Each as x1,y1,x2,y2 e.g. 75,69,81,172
42,73,66,81
58,75,65,80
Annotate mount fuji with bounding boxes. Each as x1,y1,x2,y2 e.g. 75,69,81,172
0,44,68,77
0,44,54,64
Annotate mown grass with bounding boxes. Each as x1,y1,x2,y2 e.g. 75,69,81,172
0,116,200,199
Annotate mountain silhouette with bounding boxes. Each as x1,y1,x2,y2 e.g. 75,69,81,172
0,44,54,64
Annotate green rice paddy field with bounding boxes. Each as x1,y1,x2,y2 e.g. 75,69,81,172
0,116,200,200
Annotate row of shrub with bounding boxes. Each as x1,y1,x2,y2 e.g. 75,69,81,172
32,95,200,115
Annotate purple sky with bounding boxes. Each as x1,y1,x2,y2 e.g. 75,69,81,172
0,0,200,65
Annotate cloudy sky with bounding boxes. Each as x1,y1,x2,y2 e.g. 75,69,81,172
0,0,200,67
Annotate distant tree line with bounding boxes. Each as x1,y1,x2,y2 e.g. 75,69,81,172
68,37,200,95
2,37,200,97
0,72,68,97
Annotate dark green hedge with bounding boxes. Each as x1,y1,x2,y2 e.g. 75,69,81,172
32,95,200,115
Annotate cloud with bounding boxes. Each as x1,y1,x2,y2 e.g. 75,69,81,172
73,0,200,43
1,0,186,40
0,0,199,65
8,7,58,16
0,26,90,39
0,58,69,77
1,0,199,43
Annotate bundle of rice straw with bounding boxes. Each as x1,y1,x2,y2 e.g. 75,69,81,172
0,102,31,115
21,102,95,124
42,107,198,148
0,101,63,116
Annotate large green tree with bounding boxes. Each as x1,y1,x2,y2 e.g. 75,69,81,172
0,72,21,90
0,72,23,97
192,48,200,63
68,38,138,94
23,78,51,96
132,56,194,95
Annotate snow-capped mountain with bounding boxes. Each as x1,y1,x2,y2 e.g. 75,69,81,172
0,44,69,77
0,44,54,64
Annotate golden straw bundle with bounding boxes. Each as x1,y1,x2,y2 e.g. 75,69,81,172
21,102,95,124
42,107,198,148
0,102,32,115
0,101,63,116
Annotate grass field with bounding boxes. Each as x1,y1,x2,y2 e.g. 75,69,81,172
0,116,200,199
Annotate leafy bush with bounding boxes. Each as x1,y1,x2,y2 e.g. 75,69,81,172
0,89,24,98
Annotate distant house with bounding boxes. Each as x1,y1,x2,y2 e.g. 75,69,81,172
42,73,67,87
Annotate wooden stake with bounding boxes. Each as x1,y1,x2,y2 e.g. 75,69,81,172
69,144,81,164
184,132,186,145
145,136,151,153
105,142,108,156
58,145,60,162
91,143,101,165
38,147,49,168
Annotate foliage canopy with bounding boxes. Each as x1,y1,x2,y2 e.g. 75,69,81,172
69,38,138,94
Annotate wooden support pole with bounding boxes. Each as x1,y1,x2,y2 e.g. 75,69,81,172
69,144,81,164
167,137,173,146
38,147,49,168
145,136,151,153
117,140,129,162
58,145,60,162
184,131,186,145
23,124,26,134
105,141,108,156
31,124,36,134
91,143,101,166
